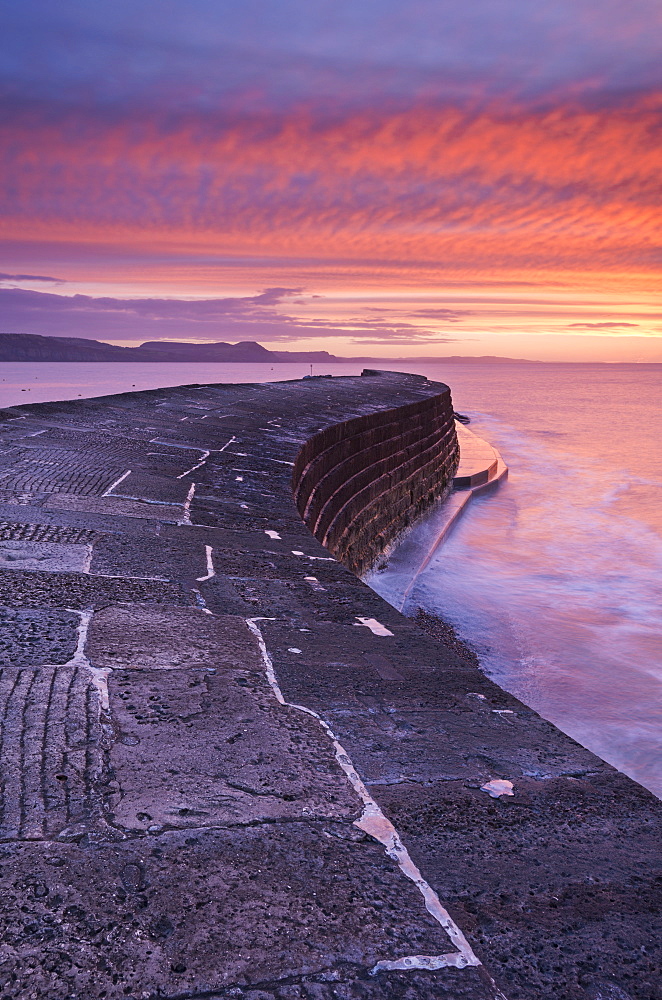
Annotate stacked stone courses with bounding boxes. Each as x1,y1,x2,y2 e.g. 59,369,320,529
0,371,658,1000
293,384,458,576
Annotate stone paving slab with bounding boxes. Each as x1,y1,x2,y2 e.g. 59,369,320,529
257,620,605,787
0,567,187,609
0,826,476,1000
0,448,126,496
110,470,194,504
0,605,80,666
87,605,265,672
106,663,360,831
44,492,186,520
0,538,90,573
0,662,103,840
89,532,208,580
0,501,162,536
0,519,99,544
87,607,361,831
192,494,308,531
201,576,407,626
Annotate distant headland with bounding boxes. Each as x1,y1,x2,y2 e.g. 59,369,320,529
1,331,537,364
0,332,338,363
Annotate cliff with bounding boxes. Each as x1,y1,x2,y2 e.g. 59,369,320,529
0,332,339,363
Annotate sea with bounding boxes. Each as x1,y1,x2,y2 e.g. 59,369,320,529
1,360,661,797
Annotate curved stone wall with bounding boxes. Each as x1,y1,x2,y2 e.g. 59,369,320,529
292,377,459,575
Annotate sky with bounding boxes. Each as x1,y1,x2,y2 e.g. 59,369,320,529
1,0,661,360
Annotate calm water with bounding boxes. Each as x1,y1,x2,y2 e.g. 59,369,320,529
2,360,661,795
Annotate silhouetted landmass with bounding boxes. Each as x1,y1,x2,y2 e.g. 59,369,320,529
0,331,557,364
0,333,344,363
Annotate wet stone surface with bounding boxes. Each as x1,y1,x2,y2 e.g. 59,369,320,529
0,606,80,666
0,826,469,1000
379,774,661,1000
258,621,604,786
0,568,187,609
0,375,658,1000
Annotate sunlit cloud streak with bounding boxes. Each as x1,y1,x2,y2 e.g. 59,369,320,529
0,286,461,343
1,96,659,282
568,322,640,329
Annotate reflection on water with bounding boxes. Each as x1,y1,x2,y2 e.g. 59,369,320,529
372,408,662,798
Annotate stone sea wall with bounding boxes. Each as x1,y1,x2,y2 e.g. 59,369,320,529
0,372,657,1000
292,375,459,575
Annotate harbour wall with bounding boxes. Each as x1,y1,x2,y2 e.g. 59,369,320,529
0,371,658,1000
293,374,459,575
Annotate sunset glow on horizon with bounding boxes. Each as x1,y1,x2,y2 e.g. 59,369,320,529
1,1,661,361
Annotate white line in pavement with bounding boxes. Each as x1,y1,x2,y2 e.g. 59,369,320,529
245,617,492,984
192,588,213,613
216,435,238,452
175,435,237,479
65,608,111,712
178,483,195,525
291,550,336,561
102,469,131,496
196,545,215,581
83,543,94,574
176,450,210,479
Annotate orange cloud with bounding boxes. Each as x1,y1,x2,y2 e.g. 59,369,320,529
1,95,660,295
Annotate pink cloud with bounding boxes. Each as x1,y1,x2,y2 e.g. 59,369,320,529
0,285,460,343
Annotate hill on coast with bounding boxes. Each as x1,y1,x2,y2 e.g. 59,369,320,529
0,333,343,363
0,332,542,364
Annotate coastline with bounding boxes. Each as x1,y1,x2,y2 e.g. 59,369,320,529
0,373,658,1000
